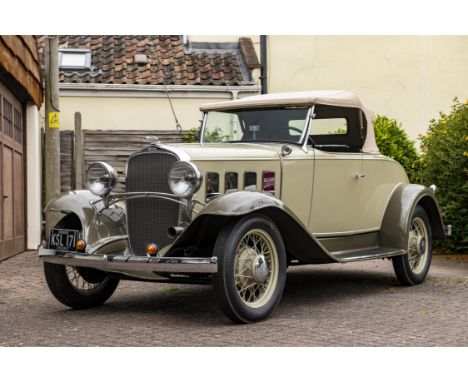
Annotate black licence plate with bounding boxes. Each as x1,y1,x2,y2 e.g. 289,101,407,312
48,229,80,251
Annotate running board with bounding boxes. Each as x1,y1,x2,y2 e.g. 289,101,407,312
331,247,405,262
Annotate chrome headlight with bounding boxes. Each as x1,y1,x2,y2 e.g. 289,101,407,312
86,162,117,197
168,161,202,198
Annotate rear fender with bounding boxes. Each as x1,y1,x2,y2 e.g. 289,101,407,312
380,184,445,249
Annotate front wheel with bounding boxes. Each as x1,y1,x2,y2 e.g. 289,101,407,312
44,263,120,309
212,214,287,323
392,206,433,286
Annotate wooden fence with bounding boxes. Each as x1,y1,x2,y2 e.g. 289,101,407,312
43,126,183,200
82,130,183,192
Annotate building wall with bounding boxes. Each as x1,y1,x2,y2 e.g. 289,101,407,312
55,35,468,139
266,35,468,140
58,96,217,131
55,86,261,131
26,105,42,249
0,35,42,252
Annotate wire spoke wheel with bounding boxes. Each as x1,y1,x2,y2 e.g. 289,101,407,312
407,217,429,274
213,214,286,323
234,229,279,309
65,266,108,294
392,206,433,286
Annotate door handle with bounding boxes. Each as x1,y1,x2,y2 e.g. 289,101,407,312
355,173,365,179
2,194,8,199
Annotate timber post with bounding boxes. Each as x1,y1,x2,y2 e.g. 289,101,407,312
44,35,61,230
74,112,85,189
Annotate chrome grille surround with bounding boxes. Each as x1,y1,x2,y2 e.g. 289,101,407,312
126,148,180,255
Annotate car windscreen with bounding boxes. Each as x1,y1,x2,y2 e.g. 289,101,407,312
202,107,310,144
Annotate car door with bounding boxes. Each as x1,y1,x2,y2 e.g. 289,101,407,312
309,149,363,235
306,106,365,236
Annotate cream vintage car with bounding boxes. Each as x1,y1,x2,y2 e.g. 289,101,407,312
39,90,446,323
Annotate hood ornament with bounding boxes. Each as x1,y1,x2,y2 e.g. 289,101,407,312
146,135,162,147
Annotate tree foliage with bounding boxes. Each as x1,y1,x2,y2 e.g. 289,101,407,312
373,115,421,183
418,98,468,252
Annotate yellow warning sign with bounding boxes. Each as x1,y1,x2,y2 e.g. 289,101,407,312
48,112,60,128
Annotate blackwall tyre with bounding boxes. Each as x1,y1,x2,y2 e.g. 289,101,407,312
392,206,433,286
212,214,287,324
43,262,120,309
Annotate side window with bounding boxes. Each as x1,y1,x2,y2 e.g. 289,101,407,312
311,118,348,135
309,105,365,152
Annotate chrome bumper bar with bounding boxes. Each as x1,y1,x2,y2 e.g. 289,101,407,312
38,247,217,274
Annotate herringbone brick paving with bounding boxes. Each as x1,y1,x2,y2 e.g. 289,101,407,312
0,252,466,346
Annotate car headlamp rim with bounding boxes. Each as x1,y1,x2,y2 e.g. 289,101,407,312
168,161,203,198
86,161,117,197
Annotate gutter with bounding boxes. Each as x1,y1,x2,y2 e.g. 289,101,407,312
260,35,268,94
59,83,261,100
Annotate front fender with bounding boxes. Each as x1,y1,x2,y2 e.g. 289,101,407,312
170,191,335,264
45,190,128,253
380,184,445,250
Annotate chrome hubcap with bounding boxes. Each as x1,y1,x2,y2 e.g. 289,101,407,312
253,255,269,283
408,217,429,274
234,229,279,308
417,236,426,256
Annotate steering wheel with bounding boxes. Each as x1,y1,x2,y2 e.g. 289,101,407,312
287,126,303,135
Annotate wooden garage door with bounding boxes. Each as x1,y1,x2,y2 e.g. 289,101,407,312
0,81,25,260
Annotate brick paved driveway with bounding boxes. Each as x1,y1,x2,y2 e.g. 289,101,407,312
0,251,467,346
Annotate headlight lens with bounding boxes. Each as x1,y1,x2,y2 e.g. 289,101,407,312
168,161,202,198
86,162,117,197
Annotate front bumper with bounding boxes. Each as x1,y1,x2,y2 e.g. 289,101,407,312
38,246,218,274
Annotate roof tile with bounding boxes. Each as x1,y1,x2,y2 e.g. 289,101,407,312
38,35,258,86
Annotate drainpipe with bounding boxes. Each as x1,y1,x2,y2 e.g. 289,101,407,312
260,35,268,94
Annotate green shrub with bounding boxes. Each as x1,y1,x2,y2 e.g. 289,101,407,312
373,115,421,183
418,98,468,252
182,127,230,143
182,128,199,143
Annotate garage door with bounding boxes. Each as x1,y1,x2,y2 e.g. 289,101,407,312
0,81,25,260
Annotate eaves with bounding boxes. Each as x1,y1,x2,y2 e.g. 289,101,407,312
59,83,261,99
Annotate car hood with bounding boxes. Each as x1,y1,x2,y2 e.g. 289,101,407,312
170,142,283,161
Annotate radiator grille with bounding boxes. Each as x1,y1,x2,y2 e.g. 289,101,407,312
126,150,179,255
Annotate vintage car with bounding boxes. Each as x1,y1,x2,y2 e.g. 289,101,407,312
39,90,446,323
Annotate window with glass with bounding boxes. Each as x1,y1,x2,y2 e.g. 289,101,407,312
202,107,310,144
308,105,366,152
59,49,91,70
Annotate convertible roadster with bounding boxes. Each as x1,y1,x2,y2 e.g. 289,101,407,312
39,90,446,323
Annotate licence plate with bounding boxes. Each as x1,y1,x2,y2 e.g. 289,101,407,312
48,229,80,251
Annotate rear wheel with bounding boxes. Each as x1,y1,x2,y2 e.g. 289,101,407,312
44,262,119,309
212,214,287,323
392,206,432,285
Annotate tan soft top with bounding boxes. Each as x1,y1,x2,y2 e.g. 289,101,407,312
200,90,379,153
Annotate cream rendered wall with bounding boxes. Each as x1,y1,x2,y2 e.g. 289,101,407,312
58,96,223,131
26,104,42,249
267,36,468,140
